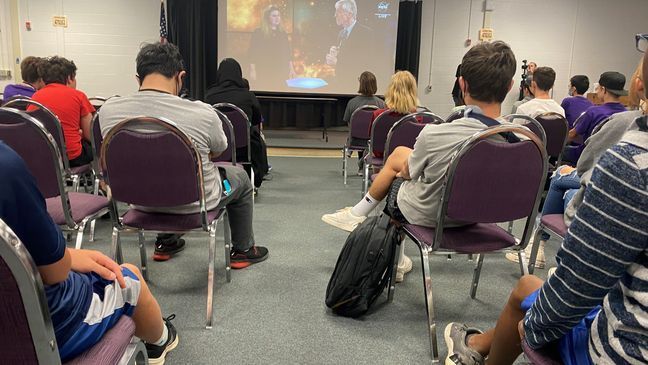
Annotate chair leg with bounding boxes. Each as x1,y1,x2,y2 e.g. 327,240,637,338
111,227,123,264
72,175,81,192
470,254,485,299
137,231,148,281
343,146,348,184
362,161,370,196
527,227,543,275
420,246,439,362
89,219,96,242
206,222,217,329
223,214,232,283
75,221,86,249
507,220,514,234
250,168,255,205
387,240,402,302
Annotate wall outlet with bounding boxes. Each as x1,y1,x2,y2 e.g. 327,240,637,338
425,85,432,93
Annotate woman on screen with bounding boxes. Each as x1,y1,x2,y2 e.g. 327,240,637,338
248,5,296,90
205,58,269,190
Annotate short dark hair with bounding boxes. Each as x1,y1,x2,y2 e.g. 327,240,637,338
358,71,377,96
38,56,75,85
532,67,556,91
460,41,516,103
20,56,42,84
136,42,184,80
569,75,589,95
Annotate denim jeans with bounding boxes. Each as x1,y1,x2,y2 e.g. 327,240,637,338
540,168,580,240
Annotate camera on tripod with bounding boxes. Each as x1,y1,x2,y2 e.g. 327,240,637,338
518,59,532,101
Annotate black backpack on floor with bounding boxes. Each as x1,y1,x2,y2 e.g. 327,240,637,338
325,214,400,318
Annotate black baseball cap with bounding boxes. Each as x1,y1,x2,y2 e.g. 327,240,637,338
598,71,628,96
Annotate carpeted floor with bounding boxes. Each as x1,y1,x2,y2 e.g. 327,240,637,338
85,156,554,364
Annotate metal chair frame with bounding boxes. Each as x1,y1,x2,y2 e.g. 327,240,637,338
386,125,547,362
342,104,379,185
362,109,402,195
0,107,107,249
527,215,566,275
0,219,148,364
101,117,231,329
212,103,253,187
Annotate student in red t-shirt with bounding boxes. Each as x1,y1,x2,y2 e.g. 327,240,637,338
31,57,95,167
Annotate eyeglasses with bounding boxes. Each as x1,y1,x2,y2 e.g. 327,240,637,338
636,33,648,53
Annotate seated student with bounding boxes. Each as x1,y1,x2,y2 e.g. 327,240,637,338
2,56,44,100
507,57,646,268
99,42,268,267
561,74,593,128
343,71,386,123
342,71,386,173
61,58,97,116
30,57,95,167
514,66,565,117
0,142,178,363
564,71,628,163
368,70,419,158
205,58,269,189
445,123,647,365
322,41,518,282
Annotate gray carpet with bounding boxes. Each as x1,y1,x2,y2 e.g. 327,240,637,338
85,156,554,364
264,129,347,149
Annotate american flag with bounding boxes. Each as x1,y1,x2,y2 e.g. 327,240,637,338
159,1,168,43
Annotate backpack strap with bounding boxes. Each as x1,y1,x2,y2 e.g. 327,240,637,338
467,110,521,143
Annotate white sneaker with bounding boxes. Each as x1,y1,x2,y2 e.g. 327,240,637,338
396,255,413,283
321,207,366,232
505,239,546,269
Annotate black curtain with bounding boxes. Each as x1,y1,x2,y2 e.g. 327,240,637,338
167,0,218,101
395,1,423,79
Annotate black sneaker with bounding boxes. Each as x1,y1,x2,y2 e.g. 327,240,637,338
145,314,179,365
230,246,269,269
153,239,186,261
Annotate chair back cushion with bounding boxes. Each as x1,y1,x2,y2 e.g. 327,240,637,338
534,113,568,159
370,111,403,156
210,111,236,163
0,109,63,198
103,126,201,207
0,257,39,363
446,139,544,223
349,106,377,140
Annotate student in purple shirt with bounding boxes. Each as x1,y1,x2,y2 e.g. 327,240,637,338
560,75,593,128
564,71,627,162
2,56,44,101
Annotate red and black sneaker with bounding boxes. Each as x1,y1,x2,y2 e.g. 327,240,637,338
230,246,269,269
153,239,186,262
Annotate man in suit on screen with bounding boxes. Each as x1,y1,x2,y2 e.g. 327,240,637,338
326,0,373,84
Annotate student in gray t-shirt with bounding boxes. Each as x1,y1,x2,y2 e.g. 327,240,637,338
99,42,268,268
322,41,519,282
343,71,386,123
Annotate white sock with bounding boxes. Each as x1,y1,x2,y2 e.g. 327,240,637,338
398,244,406,266
151,322,169,346
351,193,380,217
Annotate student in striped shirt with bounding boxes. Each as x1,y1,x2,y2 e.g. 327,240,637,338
443,117,648,364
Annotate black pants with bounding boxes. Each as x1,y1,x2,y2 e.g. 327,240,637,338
69,140,93,167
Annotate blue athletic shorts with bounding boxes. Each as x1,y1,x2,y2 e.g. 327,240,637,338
522,290,598,365
57,267,141,360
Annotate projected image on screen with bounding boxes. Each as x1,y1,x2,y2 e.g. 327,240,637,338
218,0,399,94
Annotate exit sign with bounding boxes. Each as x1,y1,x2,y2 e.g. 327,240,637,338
52,16,68,28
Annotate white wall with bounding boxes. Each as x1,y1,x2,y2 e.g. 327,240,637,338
418,0,648,117
13,0,160,97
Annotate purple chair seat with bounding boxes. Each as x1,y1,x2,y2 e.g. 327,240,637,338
46,192,109,225
521,340,563,365
541,214,567,237
122,208,224,231
69,164,92,175
403,223,517,253
370,173,378,182
64,316,136,365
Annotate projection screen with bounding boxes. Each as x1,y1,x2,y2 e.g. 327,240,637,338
217,0,400,94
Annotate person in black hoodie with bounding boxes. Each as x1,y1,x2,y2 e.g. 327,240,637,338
205,58,269,189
